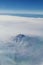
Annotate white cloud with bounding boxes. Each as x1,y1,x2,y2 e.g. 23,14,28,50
0,10,43,15
0,15,43,41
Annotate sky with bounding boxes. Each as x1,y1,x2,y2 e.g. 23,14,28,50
0,0,43,41
0,0,43,14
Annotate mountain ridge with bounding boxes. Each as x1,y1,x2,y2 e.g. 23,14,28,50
0,34,43,65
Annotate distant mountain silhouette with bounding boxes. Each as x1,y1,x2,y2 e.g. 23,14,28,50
4,34,42,55
13,34,25,42
1,34,43,65
9,34,41,47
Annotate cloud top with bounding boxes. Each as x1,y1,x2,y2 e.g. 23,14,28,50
0,15,43,41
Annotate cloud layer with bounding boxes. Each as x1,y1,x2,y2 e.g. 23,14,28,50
0,15,43,41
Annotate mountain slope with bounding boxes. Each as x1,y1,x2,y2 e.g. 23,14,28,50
3,34,43,65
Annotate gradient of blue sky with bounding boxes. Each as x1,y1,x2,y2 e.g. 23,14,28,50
0,0,43,13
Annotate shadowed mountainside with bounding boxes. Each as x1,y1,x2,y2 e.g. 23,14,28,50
1,34,43,65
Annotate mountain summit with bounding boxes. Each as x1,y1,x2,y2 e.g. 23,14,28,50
14,34,26,42
16,34,25,38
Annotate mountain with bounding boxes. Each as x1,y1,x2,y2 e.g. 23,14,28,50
3,34,43,65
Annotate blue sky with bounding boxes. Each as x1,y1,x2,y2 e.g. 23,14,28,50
0,0,43,14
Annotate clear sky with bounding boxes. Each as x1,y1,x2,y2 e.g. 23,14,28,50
0,0,43,14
